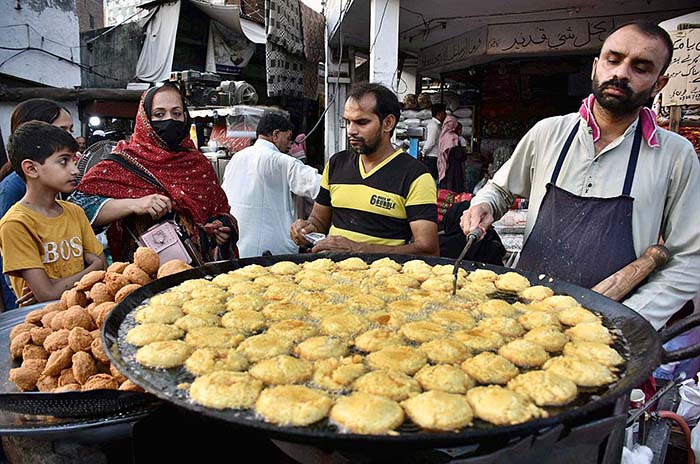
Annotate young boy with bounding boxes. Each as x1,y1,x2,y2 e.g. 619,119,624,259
0,121,106,307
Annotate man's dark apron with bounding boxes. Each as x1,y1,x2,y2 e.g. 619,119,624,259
518,121,643,288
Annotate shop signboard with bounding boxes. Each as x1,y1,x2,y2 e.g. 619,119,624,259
664,28,700,106
418,27,487,71
486,18,614,55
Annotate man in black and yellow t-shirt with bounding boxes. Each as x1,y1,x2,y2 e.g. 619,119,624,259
291,82,438,256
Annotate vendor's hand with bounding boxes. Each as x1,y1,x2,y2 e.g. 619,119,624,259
132,194,172,220
312,235,360,253
15,287,36,306
213,226,230,245
290,219,317,246
460,203,494,239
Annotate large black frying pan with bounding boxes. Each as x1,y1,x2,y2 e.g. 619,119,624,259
102,253,700,448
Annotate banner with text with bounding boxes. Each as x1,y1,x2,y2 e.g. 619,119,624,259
664,28,700,106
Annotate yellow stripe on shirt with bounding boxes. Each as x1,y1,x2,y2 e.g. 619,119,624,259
328,226,407,246
328,184,407,219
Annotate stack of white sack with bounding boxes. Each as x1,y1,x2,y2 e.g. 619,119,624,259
453,107,474,136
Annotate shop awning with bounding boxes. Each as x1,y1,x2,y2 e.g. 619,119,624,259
188,0,265,44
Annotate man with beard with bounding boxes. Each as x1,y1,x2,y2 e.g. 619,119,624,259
290,82,439,255
460,20,700,330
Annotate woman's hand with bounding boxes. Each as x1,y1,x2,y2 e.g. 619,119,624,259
131,194,172,219
204,220,230,245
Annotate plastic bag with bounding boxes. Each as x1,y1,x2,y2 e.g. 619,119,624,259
678,377,700,425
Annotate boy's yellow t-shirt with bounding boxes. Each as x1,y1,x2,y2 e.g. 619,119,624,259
0,200,103,299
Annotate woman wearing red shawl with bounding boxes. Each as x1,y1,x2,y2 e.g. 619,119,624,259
72,83,238,263
437,115,467,193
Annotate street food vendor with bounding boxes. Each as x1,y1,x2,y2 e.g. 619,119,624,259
291,82,439,256
461,20,700,329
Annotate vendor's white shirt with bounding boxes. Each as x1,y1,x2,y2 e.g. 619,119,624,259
222,139,321,258
472,113,700,330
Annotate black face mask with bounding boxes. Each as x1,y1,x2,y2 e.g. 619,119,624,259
151,119,189,150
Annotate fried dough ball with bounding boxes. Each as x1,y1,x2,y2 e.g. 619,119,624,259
58,368,77,386
22,344,48,361
542,295,581,311
107,261,129,273
119,380,144,392
543,356,617,387
182,298,225,316
312,356,367,391
110,364,128,384
524,325,570,352
302,258,336,271
262,302,307,321
368,266,400,282
87,282,113,305
10,322,38,341
185,327,245,349
136,340,193,368
294,268,326,283
91,338,110,364
498,339,550,368
28,327,52,347
150,291,190,307
365,346,427,375
62,306,96,331
418,339,471,364
91,302,116,328
115,284,141,303
134,304,183,325
508,370,578,407
266,320,318,343
123,264,152,286
175,313,221,331
256,385,333,426
40,311,59,329
467,269,498,282
336,257,369,271
387,300,423,316
370,257,403,271
72,351,97,384
518,311,560,331
249,355,313,385
25,308,48,325
212,272,250,288
370,286,404,302
68,327,93,352
54,383,82,392
467,386,545,425
10,331,32,359
225,294,265,312
126,323,184,346
104,272,130,296
354,328,405,352
478,317,525,339
345,294,386,312
294,336,348,361
268,261,301,275
255,275,293,288
64,289,89,308
320,313,369,338
453,327,505,352
557,307,601,326
330,392,404,434
191,286,227,302
565,322,614,345
518,285,555,302
563,341,624,367
134,247,160,276
495,272,531,292
221,310,265,334
420,276,454,292
43,329,70,352
50,311,67,331
10,364,43,391
75,270,106,291
332,271,366,285
325,284,357,301
156,259,193,278
190,371,263,409
400,321,445,343
414,364,475,394
477,300,519,318
185,347,249,376
35,374,58,392
297,276,336,291
461,352,519,385
353,370,421,401
82,373,119,391
43,347,74,376
402,390,474,431
238,333,293,362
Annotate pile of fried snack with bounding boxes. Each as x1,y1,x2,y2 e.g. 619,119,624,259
125,257,625,434
8,248,192,393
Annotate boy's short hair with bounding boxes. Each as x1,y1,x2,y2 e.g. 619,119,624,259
8,121,78,181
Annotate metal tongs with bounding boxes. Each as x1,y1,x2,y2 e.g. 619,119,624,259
452,226,486,295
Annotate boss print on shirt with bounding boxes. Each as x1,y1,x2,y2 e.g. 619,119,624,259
43,237,83,264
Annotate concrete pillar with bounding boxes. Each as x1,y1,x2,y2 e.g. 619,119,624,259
369,0,399,90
